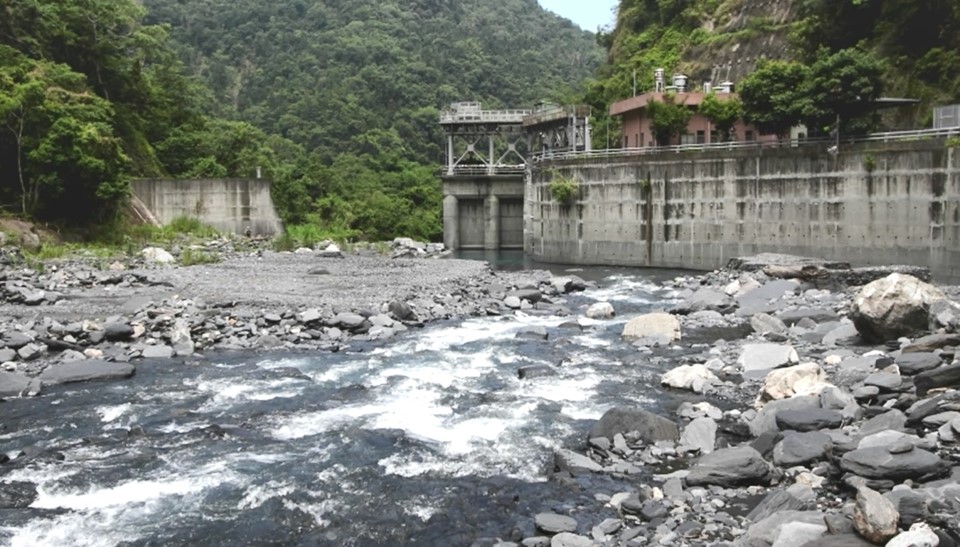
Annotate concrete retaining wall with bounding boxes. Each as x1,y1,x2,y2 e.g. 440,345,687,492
527,140,960,283
131,178,283,236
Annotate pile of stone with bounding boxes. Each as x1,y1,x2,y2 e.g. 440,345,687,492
483,255,960,547
0,244,590,399
390,237,450,259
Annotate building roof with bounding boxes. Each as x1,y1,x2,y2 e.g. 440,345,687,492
610,92,739,117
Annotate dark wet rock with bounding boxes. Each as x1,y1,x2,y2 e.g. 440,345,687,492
907,391,960,426
850,274,945,343
773,431,833,466
104,322,135,341
750,396,821,437
896,353,945,375
589,407,678,443
0,481,38,508
517,365,555,380
863,371,902,392
509,289,542,304
388,301,416,321
840,446,943,481
534,513,577,534
516,326,548,340
915,363,960,396
776,408,844,432
3,331,32,349
685,445,774,487
38,360,135,385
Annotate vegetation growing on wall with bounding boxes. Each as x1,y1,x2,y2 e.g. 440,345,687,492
548,172,579,206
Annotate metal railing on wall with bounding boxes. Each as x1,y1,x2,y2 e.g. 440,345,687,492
532,127,960,163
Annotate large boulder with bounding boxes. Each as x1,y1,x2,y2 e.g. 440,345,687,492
672,288,735,315
661,364,719,394
589,407,678,443
38,360,135,385
840,446,943,481
586,301,615,319
757,363,829,405
0,371,41,397
852,486,899,544
850,274,945,342
621,312,680,342
685,445,774,487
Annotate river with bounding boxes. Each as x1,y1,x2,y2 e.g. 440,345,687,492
0,257,704,546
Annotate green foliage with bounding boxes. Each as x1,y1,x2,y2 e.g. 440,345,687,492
548,173,579,205
648,94,693,145
804,47,886,135
863,154,877,172
946,136,960,148
739,60,812,138
698,93,742,141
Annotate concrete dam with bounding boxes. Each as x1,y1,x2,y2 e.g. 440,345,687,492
522,139,960,283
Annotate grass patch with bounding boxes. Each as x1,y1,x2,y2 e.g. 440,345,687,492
180,247,220,266
273,223,361,251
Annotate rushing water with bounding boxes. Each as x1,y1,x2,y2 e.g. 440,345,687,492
0,262,701,546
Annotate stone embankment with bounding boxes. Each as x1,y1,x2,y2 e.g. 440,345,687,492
479,254,960,547
0,237,584,398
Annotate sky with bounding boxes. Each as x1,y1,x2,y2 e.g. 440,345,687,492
538,0,618,31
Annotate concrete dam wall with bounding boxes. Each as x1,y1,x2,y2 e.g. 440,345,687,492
131,178,283,236
527,140,960,283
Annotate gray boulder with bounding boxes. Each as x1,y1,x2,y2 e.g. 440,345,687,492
915,363,960,396
773,431,832,467
104,322,135,341
738,343,799,377
746,484,816,523
535,513,577,534
589,407,678,443
685,446,774,487
39,360,135,385
777,308,839,326
553,449,603,476
775,408,844,432
750,396,821,437
840,446,942,481
733,510,825,547
0,371,41,397
672,288,734,315
850,273,945,342
678,417,717,454
896,352,944,375
622,312,680,342
903,332,960,353
548,533,592,547
852,486,899,544
928,299,960,332
142,344,175,359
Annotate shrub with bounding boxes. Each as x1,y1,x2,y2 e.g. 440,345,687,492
549,173,578,206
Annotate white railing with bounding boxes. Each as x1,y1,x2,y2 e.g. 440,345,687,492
533,127,960,163
439,109,532,124
440,165,526,176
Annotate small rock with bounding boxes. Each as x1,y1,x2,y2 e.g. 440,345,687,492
535,513,578,534
852,486,898,544
622,313,681,342
586,302,615,319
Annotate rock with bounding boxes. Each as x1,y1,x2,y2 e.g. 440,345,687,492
3,332,32,349
685,446,773,487
795,535,873,547
738,344,799,377
102,321,134,342
678,417,717,454
504,296,522,309
589,407,679,443
857,430,930,451
586,302,615,319
778,308,840,326
906,390,960,426
298,308,323,324
915,363,960,396
751,313,789,336
0,481,38,508
38,360,135,385
334,312,366,330
535,513,578,534
886,522,940,547
852,486,898,544
840,446,943,481
142,247,176,264
772,521,828,547
757,363,829,404
819,386,861,421
549,533,592,547
850,273,945,342
747,485,817,522
621,312,681,342
863,371,902,392
19,231,40,252
750,396,821,437
518,365,555,380
516,326,548,340
141,344,175,359
859,410,909,437
317,244,345,258
0,347,15,362
773,431,832,467
0,371,40,397
16,343,44,361
554,449,603,475
896,352,944,375
661,364,718,394
734,510,825,547
672,288,734,314
903,333,960,353
739,279,800,306
822,323,861,346
776,408,844,432
929,298,960,331
389,301,416,321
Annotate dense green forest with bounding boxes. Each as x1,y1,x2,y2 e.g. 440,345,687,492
0,0,601,240
586,0,960,143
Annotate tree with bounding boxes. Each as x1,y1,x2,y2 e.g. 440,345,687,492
804,47,885,136
647,93,692,145
0,46,129,220
739,60,812,139
698,93,743,142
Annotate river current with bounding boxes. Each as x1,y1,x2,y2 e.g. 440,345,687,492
0,259,699,546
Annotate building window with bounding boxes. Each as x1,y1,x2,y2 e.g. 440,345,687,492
696,130,706,144
745,130,755,142
639,132,645,147
624,135,629,148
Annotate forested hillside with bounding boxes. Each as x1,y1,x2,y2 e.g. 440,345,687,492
587,0,960,139
1,0,601,241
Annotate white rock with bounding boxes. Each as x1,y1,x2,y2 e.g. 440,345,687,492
757,362,830,406
724,279,741,296
294,247,313,254
662,364,719,394
678,417,717,454
886,522,940,547
738,343,799,377
622,312,681,342
586,301,615,319
141,247,175,264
